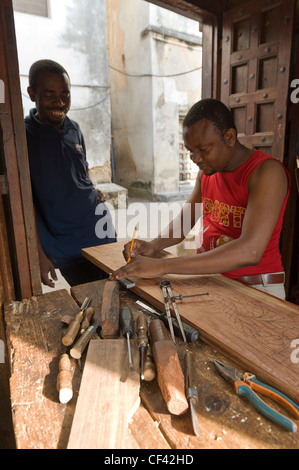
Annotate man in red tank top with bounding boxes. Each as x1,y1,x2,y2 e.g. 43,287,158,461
110,99,289,299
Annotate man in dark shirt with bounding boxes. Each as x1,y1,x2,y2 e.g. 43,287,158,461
25,59,116,287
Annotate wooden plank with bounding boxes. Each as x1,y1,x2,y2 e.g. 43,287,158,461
4,289,83,449
4,3,42,297
82,242,299,404
0,192,15,301
0,0,41,299
67,338,140,449
70,281,173,449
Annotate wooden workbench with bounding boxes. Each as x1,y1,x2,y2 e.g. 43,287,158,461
3,280,299,449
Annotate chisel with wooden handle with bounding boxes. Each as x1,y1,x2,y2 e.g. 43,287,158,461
80,306,95,334
143,343,156,382
149,319,188,415
184,350,199,436
57,352,73,404
62,297,91,346
136,314,151,380
70,304,101,359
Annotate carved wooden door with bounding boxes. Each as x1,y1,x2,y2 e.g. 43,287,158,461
221,0,296,161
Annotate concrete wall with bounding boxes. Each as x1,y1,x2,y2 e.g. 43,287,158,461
14,0,112,183
107,0,202,200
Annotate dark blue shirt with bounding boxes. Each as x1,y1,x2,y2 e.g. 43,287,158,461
25,109,116,268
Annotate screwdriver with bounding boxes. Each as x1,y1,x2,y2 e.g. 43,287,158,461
120,306,134,370
136,314,149,380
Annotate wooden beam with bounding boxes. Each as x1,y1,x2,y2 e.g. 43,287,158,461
144,0,218,21
0,192,15,301
0,0,41,299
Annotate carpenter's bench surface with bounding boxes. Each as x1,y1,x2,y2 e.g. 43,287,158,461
4,280,299,449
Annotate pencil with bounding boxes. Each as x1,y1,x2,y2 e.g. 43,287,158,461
127,225,137,263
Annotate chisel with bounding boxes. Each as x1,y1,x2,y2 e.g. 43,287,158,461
136,314,149,380
80,306,95,334
57,351,73,404
57,331,73,404
143,343,156,382
120,305,134,370
184,350,199,436
70,305,101,359
62,297,91,346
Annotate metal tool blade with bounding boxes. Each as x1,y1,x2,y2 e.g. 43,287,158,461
184,350,199,436
135,300,200,343
213,359,243,384
166,284,187,343
70,307,101,359
160,282,176,343
81,297,91,311
135,300,162,318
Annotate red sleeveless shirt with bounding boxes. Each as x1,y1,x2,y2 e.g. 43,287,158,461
200,150,289,279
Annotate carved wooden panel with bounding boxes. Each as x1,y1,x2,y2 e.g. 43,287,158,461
221,0,296,160
82,242,299,405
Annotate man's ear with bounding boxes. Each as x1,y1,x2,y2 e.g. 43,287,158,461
224,128,236,147
27,86,36,103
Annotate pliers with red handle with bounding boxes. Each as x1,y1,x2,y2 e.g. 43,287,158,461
214,360,299,433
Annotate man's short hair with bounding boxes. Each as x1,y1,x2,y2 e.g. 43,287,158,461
183,98,237,137
29,59,69,91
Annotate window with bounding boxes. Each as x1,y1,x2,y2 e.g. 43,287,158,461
13,0,49,17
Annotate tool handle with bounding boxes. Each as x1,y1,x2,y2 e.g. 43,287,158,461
184,350,197,388
150,318,170,342
149,320,188,415
136,314,148,347
235,381,297,433
57,353,73,404
245,374,299,418
184,350,192,384
143,344,156,382
160,314,199,343
120,306,134,338
81,307,95,332
70,326,96,359
62,312,84,346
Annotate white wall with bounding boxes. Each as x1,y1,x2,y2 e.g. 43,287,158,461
107,0,202,200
